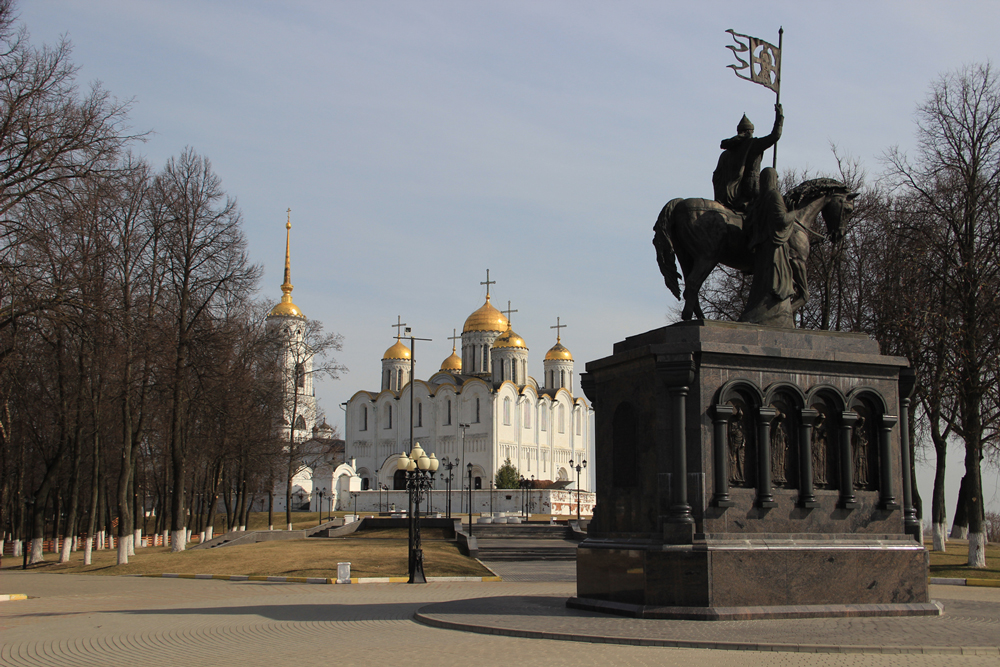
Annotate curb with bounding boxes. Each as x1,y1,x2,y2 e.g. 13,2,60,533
931,577,1000,587
138,573,501,584
412,611,1000,655
0,594,28,602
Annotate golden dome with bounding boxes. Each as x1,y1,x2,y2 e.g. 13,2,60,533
463,295,509,333
493,325,527,350
269,300,304,318
544,338,573,361
268,212,306,319
440,350,462,372
382,339,411,360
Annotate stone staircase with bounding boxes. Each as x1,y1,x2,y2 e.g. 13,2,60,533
473,523,583,561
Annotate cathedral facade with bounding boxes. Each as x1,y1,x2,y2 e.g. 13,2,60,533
345,291,592,494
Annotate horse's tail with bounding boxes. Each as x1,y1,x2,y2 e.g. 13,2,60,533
653,198,684,301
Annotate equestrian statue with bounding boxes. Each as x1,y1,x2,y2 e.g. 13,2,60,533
653,104,857,328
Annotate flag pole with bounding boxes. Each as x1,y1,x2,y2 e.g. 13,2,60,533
773,26,783,169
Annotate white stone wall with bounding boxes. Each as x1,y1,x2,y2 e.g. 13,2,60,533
331,488,596,516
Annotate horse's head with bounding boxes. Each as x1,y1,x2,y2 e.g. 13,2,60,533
820,190,858,244
784,178,856,244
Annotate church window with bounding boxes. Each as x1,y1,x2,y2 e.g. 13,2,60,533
524,405,531,428
503,398,511,425
396,369,402,389
560,370,565,388
483,346,489,372
385,404,392,429
540,408,547,431
296,363,305,388
475,477,482,490
362,478,370,490
499,359,504,382
295,415,306,430
559,405,566,432
417,402,423,427
446,400,452,425
384,369,390,388
361,407,368,431
475,397,481,423
512,360,518,384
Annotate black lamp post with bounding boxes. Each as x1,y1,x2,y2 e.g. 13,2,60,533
316,489,325,526
569,458,588,522
489,480,494,517
467,462,474,536
519,475,527,519
441,457,459,519
398,442,439,583
327,493,333,522
350,491,360,517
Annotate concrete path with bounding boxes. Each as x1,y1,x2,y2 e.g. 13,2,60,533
2,572,998,666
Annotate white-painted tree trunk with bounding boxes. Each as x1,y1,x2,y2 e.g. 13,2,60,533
72,536,79,551
117,538,129,565
59,536,71,563
286,523,292,531
96,530,105,550
134,529,142,549
171,529,186,552
933,522,947,551
162,530,168,548
268,524,273,531
83,537,93,565
968,532,987,568
186,528,193,544
198,530,206,543
239,525,246,532
206,526,214,540
29,537,44,564
109,534,115,549
13,539,21,557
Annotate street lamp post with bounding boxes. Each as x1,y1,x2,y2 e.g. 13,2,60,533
350,491,360,518
569,459,588,522
441,457,459,519
467,462,474,536
489,480,494,517
398,442,439,583
316,489,325,527
519,475,526,519
458,423,470,513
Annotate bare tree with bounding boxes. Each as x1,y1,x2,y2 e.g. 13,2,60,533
152,148,259,551
885,63,1000,567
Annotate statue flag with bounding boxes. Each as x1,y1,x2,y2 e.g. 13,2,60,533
725,28,782,95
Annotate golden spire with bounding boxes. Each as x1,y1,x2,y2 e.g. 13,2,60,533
268,209,305,318
281,208,293,300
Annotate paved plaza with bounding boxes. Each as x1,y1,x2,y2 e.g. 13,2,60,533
1,569,998,666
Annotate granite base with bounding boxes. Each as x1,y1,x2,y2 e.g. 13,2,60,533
576,536,932,616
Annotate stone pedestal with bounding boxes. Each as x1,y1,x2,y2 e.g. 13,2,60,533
571,321,935,619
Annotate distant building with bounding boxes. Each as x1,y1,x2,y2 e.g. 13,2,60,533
345,282,592,495
266,215,352,513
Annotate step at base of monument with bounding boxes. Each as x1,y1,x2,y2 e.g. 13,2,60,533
566,597,944,620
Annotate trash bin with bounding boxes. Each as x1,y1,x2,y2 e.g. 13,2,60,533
337,562,351,584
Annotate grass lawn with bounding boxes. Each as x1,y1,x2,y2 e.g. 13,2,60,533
2,537,493,579
927,539,1000,580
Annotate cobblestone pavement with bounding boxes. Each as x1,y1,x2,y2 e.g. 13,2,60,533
2,573,998,667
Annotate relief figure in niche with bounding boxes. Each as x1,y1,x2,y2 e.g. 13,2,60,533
852,413,872,489
727,405,746,485
812,408,829,487
771,408,789,485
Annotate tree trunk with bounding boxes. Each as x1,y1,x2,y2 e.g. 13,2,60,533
931,429,948,550
950,474,970,539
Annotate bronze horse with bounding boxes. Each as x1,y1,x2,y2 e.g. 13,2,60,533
653,178,856,321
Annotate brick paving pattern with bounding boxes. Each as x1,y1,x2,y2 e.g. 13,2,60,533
1,572,998,666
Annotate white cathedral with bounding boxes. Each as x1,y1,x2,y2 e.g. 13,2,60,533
345,285,593,494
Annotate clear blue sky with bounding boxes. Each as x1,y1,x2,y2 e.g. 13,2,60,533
21,1,1000,516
